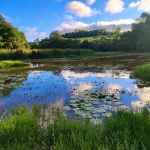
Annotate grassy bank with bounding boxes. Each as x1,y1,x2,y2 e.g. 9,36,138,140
134,63,150,81
0,60,30,68
0,105,150,150
0,49,94,60
1,49,150,60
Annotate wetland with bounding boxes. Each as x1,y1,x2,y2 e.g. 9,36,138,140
0,55,150,120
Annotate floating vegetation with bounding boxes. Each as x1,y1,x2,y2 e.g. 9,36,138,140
63,90,129,124
0,73,28,93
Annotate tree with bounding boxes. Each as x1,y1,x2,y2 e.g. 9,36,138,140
131,12,150,51
0,13,29,50
50,31,61,38
113,26,121,40
0,36,4,49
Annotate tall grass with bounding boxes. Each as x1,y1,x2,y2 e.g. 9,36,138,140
134,63,150,81
0,105,150,150
0,49,94,60
92,51,124,57
0,60,30,68
103,108,150,150
0,105,45,150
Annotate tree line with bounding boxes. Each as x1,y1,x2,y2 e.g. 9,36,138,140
29,12,150,52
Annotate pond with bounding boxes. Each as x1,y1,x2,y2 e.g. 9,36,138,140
0,55,150,121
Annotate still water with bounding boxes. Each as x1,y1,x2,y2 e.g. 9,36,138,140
0,55,150,115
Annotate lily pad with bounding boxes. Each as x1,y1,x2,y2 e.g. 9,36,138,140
84,104,93,107
70,96,77,99
114,102,123,106
63,106,72,110
105,96,113,101
81,113,92,119
93,114,100,118
90,118,102,125
97,108,106,113
102,112,112,118
85,107,94,111
118,105,129,110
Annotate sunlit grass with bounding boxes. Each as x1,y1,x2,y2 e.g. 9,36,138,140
0,104,150,149
0,60,30,68
103,108,150,150
92,51,124,56
134,63,150,81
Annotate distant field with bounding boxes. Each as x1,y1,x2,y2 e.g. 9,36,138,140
76,35,113,41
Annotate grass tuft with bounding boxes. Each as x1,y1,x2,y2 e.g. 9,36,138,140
0,60,30,68
134,63,150,81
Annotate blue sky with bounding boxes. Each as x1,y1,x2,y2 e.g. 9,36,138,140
1,0,150,41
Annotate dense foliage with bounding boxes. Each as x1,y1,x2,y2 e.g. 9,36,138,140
29,12,150,52
0,14,29,50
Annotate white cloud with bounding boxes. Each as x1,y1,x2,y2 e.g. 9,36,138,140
129,1,140,8
105,0,125,14
86,0,96,5
73,83,93,92
66,1,101,17
56,19,135,33
26,27,37,36
38,32,47,36
129,0,150,11
131,87,150,109
25,27,47,37
64,14,74,20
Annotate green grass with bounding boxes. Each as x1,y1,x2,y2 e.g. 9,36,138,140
76,35,113,41
0,105,150,150
92,51,124,57
134,63,150,81
103,108,150,150
0,49,95,60
0,60,30,68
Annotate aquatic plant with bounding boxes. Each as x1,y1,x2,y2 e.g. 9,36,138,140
63,90,129,124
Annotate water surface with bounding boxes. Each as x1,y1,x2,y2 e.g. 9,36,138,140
0,55,150,114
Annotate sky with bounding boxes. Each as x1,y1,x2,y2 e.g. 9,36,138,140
1,0,150,41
